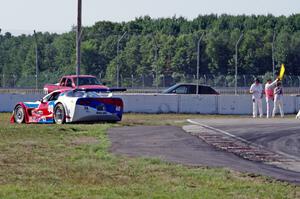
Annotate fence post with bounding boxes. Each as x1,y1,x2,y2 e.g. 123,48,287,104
2,73,4,88
288,75,292,87
13,75,16,88
131,74,134,88
152,74,155,87
120,74,123,87
142,75,145,88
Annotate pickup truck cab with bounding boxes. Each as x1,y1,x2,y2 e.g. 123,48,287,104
44,75,108,94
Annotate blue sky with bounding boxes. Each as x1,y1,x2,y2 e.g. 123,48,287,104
0,0,299,35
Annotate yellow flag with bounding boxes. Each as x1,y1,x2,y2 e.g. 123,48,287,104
278,64,285,80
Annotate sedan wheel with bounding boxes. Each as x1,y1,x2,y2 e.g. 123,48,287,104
14,105,25,124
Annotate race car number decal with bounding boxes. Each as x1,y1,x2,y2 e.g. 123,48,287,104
116,106,121,111
48,103,54,113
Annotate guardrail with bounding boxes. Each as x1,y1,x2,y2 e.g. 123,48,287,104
1,87,300,95
0,89,45,94
1,93,300,114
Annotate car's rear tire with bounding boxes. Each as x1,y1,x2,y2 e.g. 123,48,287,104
14,105,25,124
54,104,66,124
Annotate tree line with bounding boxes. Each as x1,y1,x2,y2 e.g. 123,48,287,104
0,14,300,87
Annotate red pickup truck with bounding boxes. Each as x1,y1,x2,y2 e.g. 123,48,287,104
43,75,108,94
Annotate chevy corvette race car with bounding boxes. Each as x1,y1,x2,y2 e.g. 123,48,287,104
10,89,123,124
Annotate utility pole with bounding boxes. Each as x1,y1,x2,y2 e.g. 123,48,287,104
0,28,3,88
152,34,159,93
116,31,127,88
272,31,276,80
235,33,244,95
33,30,39,90
196,33,205,94
76,0,82,87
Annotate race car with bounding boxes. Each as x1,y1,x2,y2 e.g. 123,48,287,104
10,89,124,124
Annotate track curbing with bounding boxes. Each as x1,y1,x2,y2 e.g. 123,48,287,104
184,119,300,172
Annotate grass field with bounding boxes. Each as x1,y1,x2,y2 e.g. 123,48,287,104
0,113,299,199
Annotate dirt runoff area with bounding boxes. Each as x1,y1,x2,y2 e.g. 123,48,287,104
108,125,300,184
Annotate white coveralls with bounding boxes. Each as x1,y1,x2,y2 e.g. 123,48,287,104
265,80,277,118
272,86,284,117
250,83,263,118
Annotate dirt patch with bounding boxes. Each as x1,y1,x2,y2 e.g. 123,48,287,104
11,140,39,147
71,136,99,145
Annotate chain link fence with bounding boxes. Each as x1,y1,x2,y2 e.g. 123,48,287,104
1,73,300,94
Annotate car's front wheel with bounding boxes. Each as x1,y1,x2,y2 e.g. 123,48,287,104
14,105,25,124
54,104,66,124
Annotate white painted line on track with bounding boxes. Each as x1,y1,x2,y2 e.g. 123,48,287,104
187,119,254,146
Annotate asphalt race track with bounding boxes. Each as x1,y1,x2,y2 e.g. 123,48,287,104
109,123,300,184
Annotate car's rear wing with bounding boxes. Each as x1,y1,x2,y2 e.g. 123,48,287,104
108,88,127,92
72,88,127,93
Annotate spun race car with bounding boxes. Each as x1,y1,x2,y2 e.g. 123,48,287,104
10,89,123,124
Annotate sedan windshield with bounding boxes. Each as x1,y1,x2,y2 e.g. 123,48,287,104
74,77,101,86
162,84,178,93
